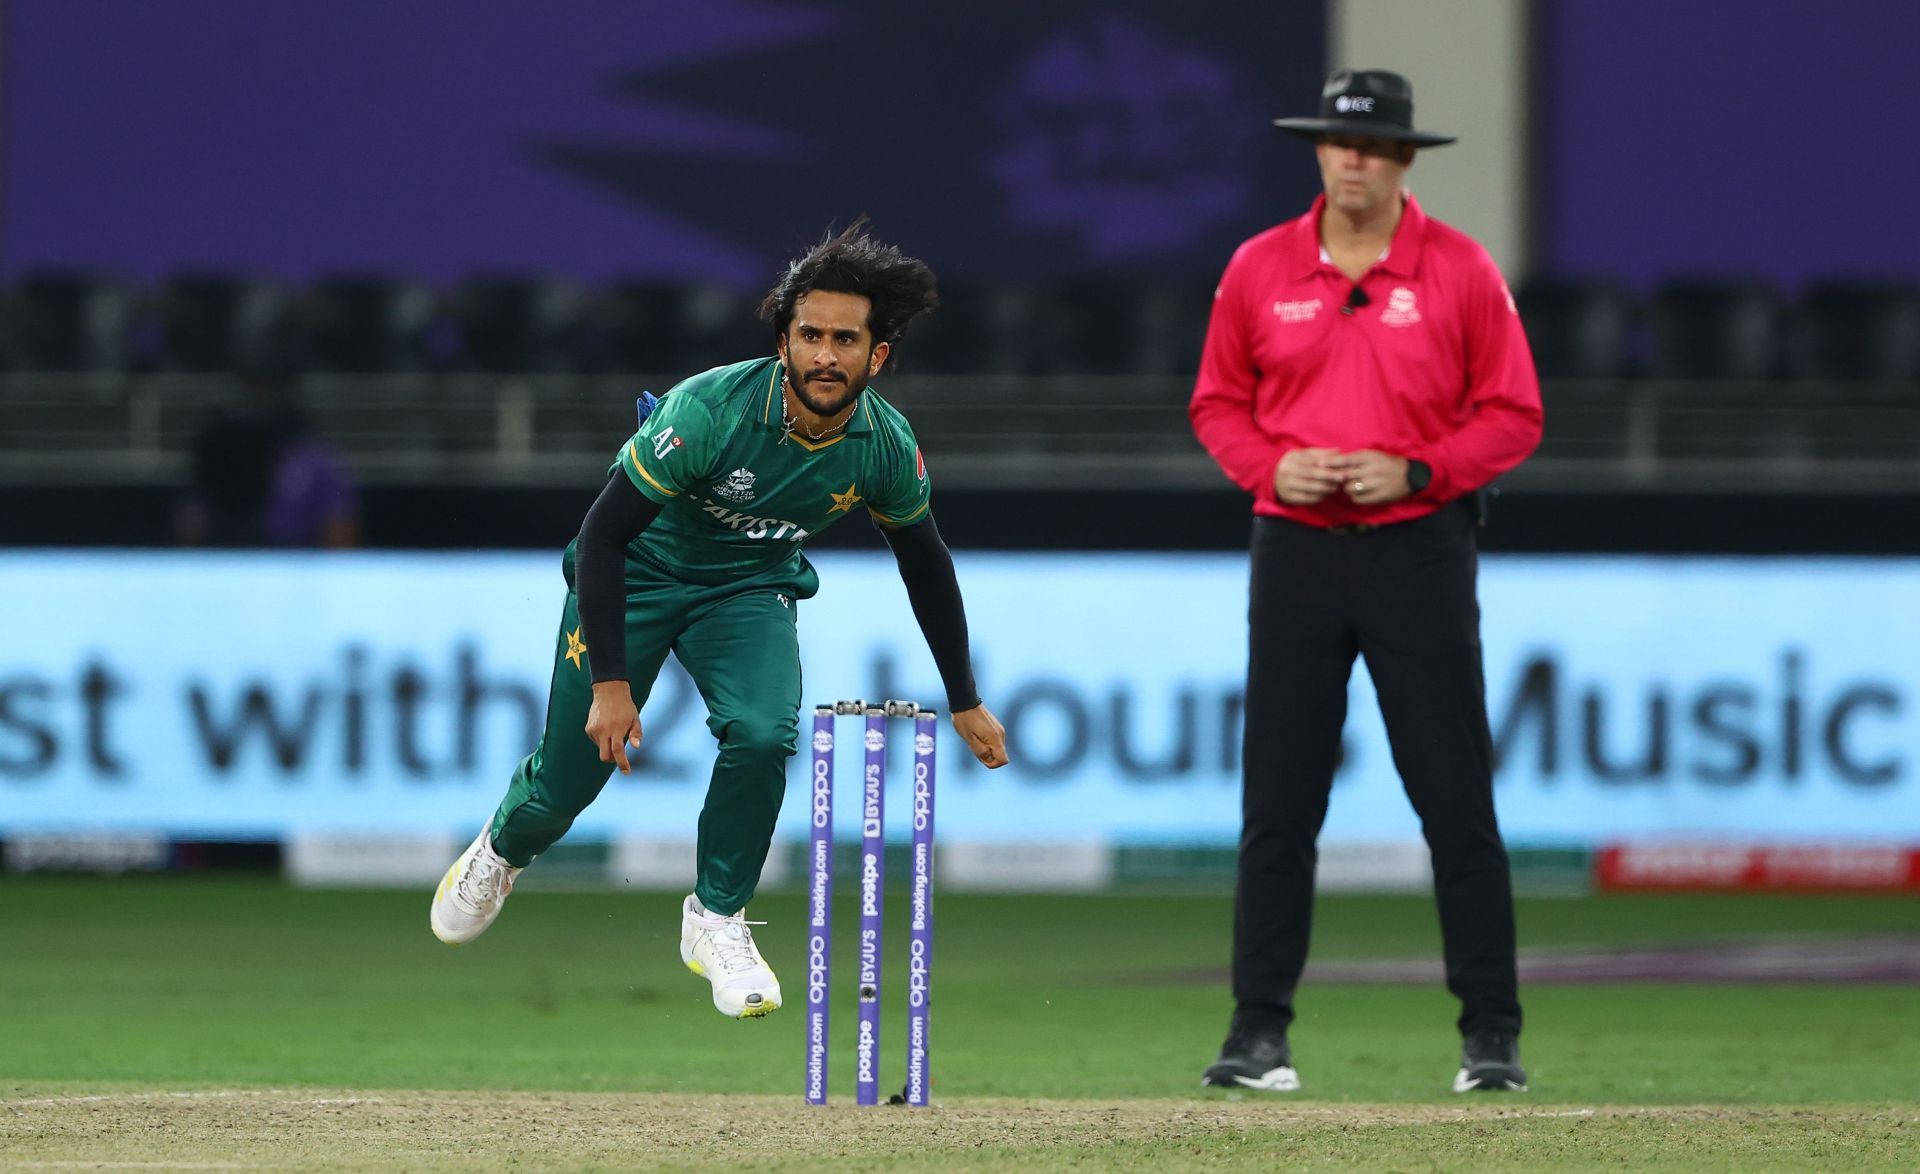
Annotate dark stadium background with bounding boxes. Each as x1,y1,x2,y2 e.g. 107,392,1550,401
3,0,1913,556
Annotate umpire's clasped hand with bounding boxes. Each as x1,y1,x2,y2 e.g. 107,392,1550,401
1329,450,1412,505
1275,448,1412,506
1273,447,1346,504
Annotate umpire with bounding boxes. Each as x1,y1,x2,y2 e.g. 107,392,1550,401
1188,69,1544,1093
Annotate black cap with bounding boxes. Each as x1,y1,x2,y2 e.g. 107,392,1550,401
1272,69,1456,147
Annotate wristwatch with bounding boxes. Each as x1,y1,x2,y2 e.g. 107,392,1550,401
1405,459,1432,495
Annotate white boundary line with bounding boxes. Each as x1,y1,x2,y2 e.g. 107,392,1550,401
5,1090,381,1109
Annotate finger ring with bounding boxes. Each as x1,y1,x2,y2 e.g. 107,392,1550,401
1353,480,1367,493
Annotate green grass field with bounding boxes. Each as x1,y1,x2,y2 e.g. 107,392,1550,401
4,877,1917,1168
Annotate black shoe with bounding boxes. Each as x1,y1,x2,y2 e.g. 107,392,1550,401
1201,1016,1299,1091
1454,1029,1528,1092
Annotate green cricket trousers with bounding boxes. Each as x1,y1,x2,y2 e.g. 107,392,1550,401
488,552,817,915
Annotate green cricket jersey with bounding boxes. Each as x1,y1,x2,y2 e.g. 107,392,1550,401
611,357,931,586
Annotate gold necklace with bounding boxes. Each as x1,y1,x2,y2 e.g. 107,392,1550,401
782,378,852,440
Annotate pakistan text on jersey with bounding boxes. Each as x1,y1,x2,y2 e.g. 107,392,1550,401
697,496,812,541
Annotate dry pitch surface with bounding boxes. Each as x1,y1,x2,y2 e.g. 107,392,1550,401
4,1090,1914,1171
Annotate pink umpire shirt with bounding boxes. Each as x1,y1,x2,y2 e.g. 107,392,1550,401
1189,193,1544,529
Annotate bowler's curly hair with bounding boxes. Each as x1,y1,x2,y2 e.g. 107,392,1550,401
758,218,939,346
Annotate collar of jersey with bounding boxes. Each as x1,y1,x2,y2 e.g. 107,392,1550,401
1293,192,1428,281
759,359,878,442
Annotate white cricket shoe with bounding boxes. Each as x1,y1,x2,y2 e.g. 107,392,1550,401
679,894,783,1018
430,828,522,945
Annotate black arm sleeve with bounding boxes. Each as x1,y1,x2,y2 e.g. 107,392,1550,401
879,512,981,713
575,473,664,684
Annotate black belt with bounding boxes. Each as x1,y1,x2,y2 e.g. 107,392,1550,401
1271,500,1471,538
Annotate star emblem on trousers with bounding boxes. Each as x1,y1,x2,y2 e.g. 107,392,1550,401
564,626,588,670
828,484,862,514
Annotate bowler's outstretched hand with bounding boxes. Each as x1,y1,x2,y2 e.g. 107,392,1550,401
952,703,1009,768
586,680,644,774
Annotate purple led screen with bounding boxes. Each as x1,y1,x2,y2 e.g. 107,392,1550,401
0,1,1322,287
1538,0,1919,290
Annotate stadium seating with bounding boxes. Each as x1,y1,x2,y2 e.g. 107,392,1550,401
1032,280,1145,376
1,273,131,371
1,271,1910,383
1033,279,1214,377
1648,280,1785,380
151,274,289,374
1129,280,1214,377
447,275,589,374
1793,281,1920,381
585,281,765,375
1516,277,1635,379
900,277,1211,377
286,276,438,373
900,279,1043,376
1,272,1913,499
581,281,685,373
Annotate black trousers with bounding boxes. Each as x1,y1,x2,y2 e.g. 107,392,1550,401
1234,502,1522,1037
